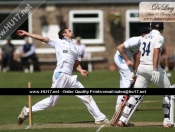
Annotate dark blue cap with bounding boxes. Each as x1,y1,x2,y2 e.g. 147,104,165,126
150,22,164,30
140,27,150,35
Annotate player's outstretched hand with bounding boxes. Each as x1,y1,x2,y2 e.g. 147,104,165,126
80,70,88,77
16,30,27,36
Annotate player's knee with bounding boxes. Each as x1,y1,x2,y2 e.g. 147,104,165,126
163,95,171,116
77,95,92,104
127,95,142,105
46,96,59,107
123,106,132,115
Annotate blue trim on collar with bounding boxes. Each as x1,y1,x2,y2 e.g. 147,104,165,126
62,38,72,42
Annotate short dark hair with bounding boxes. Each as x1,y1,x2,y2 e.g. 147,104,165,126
58,27,67,39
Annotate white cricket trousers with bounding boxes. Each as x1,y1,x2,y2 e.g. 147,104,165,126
114,52,133,106
134,64,171,88
134,64,172,124
25,72,106,122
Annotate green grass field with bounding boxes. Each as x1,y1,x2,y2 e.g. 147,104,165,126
0,71,175,131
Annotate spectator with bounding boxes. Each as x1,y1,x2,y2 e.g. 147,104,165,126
160,46,169,71
0,36,17,72
17,37,40,72
75,36,88,59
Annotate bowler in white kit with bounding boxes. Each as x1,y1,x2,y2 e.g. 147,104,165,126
16,27,108,125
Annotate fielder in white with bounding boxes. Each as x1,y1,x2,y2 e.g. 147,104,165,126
117,22,175,127
16,27,108,125
114,27,150,109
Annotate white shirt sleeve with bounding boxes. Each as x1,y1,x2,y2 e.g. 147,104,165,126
124,36,141,49
46,38,60,48
154,36,164,49
25,45,35,57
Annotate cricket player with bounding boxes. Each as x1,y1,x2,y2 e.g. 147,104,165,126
117,22,175,127
114,27,150,110
16,27,108,125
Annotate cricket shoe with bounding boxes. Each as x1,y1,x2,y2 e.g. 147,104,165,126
95,118,109,125
163,123,174,128
17,106,28,125
117,120,134,127
163,118,174,128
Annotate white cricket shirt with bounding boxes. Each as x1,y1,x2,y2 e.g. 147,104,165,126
46,38,81,75
139,30,164,65
116,36,142,61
